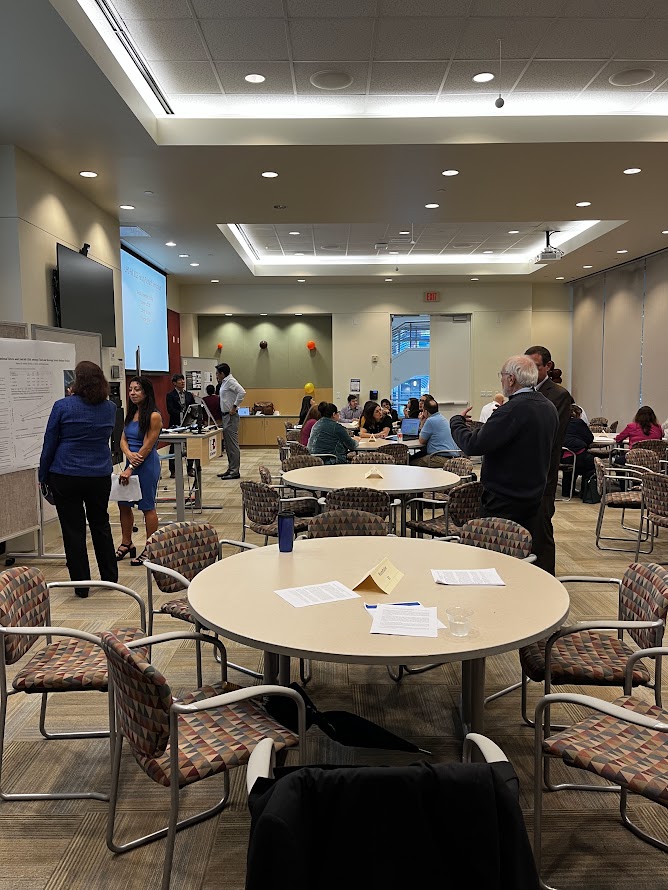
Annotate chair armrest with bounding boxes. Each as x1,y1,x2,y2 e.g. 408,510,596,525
535,693,668,732
126,630,228,677
523,554,537,563
220,539,258,554
463,733,509,764
143,561,190,589
280,496,319,508
543,620,663,679
405,496,448,507
557,575,622,585
437,535,461,542
47,580,146,631
246,738,276,794
0,625,102,647
624,646,668,692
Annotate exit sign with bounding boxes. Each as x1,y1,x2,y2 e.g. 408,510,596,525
424,291,440,302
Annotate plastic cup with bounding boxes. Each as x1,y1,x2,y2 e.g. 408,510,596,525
446,606,472,637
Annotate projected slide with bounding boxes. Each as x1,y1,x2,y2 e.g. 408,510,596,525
121,248,168,372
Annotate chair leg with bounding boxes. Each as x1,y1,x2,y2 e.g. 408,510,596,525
194,623,203,688
386,664,404,682
39,691,109,740
620,787,668,852
299,659,312,685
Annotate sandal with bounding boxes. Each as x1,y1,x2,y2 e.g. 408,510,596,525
115,542,136,561
130,548,147,567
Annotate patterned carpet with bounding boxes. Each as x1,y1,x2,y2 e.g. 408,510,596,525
1,448,667,889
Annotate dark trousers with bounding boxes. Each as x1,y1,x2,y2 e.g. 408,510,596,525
49,473,118,592
481,489,541,544
561,451,595,497
531,469,559,575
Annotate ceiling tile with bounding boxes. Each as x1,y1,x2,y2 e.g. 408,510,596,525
514,61,605,92
442,59,528,92
369,62,447,95
192,0,284,15
586,60,668,92
126,19,207,61
534,19,635,59
293,62,369,95
455,17,551,59
379,0,470,14
287,0,377,16
619,20,668,59
374,17,464,61
469,0,553,15
560,0,655,16
149,60,220,94
200,18,288,61
289,18,375,61
111,0,191,19
215,61,294,94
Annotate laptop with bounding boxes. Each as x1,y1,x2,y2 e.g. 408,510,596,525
237,407,250,416
400,417,420,440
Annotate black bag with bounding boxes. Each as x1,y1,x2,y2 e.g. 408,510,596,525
581,472,601,504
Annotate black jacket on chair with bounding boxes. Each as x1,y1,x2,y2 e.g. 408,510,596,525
166,388,195,427
246,761,539,890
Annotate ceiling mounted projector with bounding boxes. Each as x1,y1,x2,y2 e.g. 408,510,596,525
535,230,564,263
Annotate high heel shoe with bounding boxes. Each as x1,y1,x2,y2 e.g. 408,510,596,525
130,548,147,567
115,542,136,561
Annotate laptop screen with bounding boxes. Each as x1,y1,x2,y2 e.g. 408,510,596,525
401,418,420,437
237,407,250,416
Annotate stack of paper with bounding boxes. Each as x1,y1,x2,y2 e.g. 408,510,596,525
431,569,505,586
275,581,360,608
369,604,438,637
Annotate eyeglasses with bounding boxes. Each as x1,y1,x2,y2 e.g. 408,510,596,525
498,371,510,379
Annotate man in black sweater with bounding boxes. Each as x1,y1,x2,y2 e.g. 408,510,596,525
450,354,558,542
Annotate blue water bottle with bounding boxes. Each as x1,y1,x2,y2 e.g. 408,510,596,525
278,511,295,553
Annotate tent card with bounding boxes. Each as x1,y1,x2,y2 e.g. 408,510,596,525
353,557,404,595
364,467,384,479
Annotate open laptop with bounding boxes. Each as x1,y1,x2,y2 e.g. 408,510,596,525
237,407,250,416
400,417,421,440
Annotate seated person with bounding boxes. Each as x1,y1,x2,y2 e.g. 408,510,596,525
308,402,359,464
614,405,663,465
358,401,393,438
663,415,668,438
202,384,222,424
339,394,362,421
479,393,504,423
410,400,459,467
572,403,589,425
300,404,321,446
418,393,434,429
561,404,595,497
380,398,399,423
298,395,315,425
404,397,420,419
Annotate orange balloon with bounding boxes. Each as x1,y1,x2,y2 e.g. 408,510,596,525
217,343,223,350
306,340,316,350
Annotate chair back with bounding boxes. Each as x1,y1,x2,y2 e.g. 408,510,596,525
258,465,273,485
325,487,391,519
99,631,172,759
460,518,532,559
240,481,280,526
282,454,324,472
288,442,309,456
376,442,410,465
307,509,387,538
469,420,484,433
619,562,668,650
349,451,393,465
626,449,660,474
631,440,668,460
609,420,619,433
286,429,301,442
0,566,50,665
441,457,475,480
589,424,607,434
642,471,668,520
447,481,483,528
144,522,219,594
590,416,608,428
594,457,606,495
276,436,290,462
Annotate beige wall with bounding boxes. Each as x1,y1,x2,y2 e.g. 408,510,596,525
179,281,571,417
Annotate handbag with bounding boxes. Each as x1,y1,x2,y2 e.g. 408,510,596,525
109,472,142,503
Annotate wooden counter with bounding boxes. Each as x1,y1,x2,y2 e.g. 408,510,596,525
239,415,300,446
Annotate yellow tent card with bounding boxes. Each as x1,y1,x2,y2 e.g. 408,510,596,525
365,467,384,479
352,557,404,595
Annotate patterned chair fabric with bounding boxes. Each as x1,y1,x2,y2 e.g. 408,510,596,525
543,695,668,805
594,457,643,509
520,562,668,686
349,451,393,465
286,429,301,442
258,465,272,485
240,481,311,538
376,442,410,465
631,440,668,460
325,487,391,520
307,509,388,538
442,457,475,479
288,442,309,456
0,566,49,665
460,518,532,559
642,472,668,530
260,465,318,517
626,449,661,473
144,522,219,595
590,416,609,428
100,632,298,788
406,481,483,537
609,420,619,433
282,454,324,473
589,424,607,434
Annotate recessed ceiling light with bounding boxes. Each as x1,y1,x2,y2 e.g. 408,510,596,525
609,68,655,86
225,313,233,316
575,201,591,207
144,190,154,195
165,241,176,247
508,229,519,234
289,231,300,235
79,171,97,178
583,264,593,269
310,70,354,90
273,204,287,210
260,313,268,316
119,204,135,210
262,171,278,178
211,279,219,283
483,250,493,254
425,203,439,209
441,169,459,176
190,262,199,267
617,249,628,254
662,230,668,235
470,277,479,281
473,72,495,83
297,279,305,283
178,254,189,258
399,230,410,235
294,252,304,256
245,73,265,83
623,167,641,175
555,276,565,280
385,278,393,282
295,312,303,315
389,250,399,255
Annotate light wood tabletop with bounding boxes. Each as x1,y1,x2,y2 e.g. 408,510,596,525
281,463,459,495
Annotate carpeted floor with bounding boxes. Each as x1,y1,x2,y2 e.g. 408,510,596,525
1,448,667,889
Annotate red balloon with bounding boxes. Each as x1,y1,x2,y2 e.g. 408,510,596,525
306,340,316,350
217,342,223,350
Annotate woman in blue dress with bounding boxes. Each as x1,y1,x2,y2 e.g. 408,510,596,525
116,376,163,565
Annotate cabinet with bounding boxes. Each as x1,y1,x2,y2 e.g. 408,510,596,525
239,415,300,447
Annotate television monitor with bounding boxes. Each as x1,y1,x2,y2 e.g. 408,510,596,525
121,247,168,372
56,244,116,346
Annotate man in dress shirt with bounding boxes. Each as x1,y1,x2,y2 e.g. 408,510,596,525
339,394,362,421
166,374,195,478
479,393,505,423
216,362,246,480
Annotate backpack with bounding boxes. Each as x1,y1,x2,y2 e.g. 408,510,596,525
581,472,601,504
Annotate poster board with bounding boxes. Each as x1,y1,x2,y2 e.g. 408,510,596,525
32,324,102,367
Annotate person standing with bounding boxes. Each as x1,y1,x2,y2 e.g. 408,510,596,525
202,384,223,425
38,361,118,598
116,376,163,565
216,362,246,480
450,355,558,541
166,373,195,478
524,346,573,574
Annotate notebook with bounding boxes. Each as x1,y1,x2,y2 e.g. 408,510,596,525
400,417,420,439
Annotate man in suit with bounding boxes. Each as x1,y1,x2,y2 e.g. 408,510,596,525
166,373,195,478
524,346,573,574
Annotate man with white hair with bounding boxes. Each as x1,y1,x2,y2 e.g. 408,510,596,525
450,355,558,539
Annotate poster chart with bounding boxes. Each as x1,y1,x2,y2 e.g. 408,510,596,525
0,338,75,476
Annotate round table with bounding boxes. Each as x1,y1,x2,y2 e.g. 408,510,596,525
281,464,460,535
188,537,569,735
